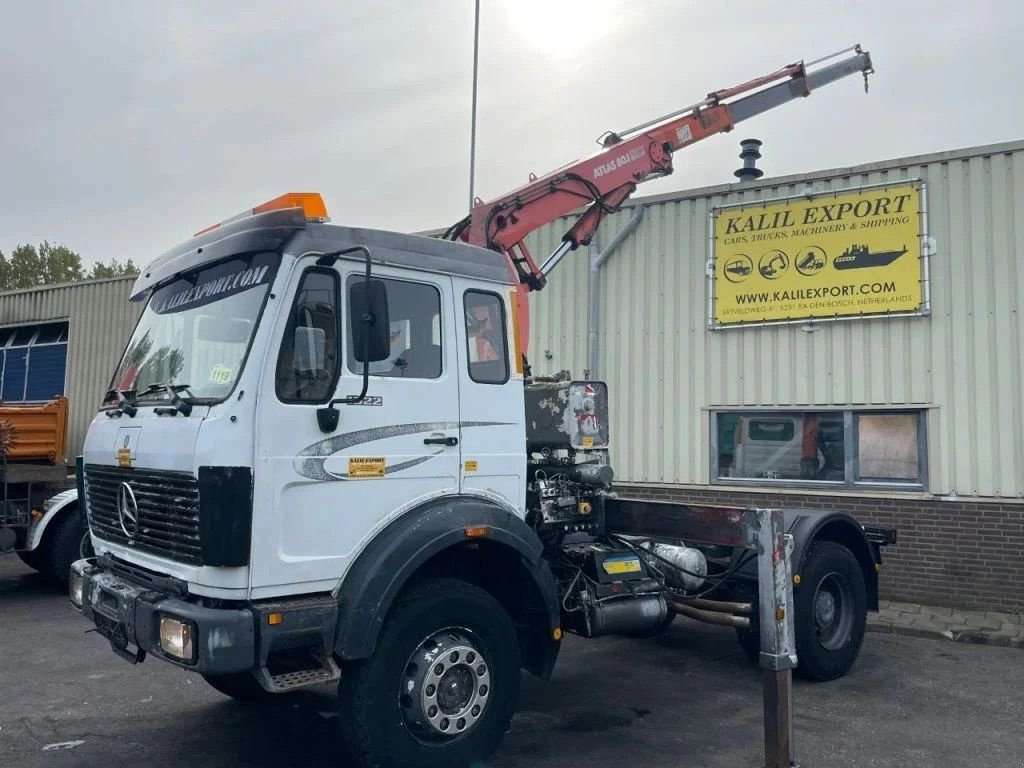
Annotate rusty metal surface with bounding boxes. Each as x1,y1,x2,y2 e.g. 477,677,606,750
605,496,751,548
667,599,751,628
678,596,753,615
0,396,69,463
762,668,794,768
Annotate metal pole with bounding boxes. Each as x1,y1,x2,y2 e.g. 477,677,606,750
754,508,797,768
587,205,645,377
468,0,481,213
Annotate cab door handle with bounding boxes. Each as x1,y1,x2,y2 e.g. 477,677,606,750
424,436,458,446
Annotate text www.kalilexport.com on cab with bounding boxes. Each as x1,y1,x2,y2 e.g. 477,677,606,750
734,281,898,304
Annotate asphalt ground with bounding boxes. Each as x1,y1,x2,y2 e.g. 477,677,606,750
1,556,1021,768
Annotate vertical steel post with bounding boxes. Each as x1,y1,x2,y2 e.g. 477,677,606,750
753,508,798,768
468,0,481,213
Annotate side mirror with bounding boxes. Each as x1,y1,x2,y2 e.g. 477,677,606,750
317,406,340,433
349,279,390,363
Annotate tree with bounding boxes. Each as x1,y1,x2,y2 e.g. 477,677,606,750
0,242,138,290
40,241,84,285
89,258,139,280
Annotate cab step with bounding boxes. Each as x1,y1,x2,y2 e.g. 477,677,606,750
256,654,341,693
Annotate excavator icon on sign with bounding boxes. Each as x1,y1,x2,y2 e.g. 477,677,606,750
758,250,789,279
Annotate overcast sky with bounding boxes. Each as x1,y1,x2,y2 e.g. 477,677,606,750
1,1,1022,266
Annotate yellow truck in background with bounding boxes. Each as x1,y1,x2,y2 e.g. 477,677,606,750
0,396,85,584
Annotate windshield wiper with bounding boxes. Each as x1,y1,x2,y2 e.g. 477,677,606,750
104,389,138,418
144,383,195,417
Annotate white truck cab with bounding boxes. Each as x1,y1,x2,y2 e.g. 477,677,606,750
82,203,525,602
73,195,570,768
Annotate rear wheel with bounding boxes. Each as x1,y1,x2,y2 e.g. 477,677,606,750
17,548,45,573
40,510,87,586
733,583,760,663
733,542,867,681
338,577,520,768
794,542,866,681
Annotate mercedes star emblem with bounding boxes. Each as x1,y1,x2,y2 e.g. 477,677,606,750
117,481,140,541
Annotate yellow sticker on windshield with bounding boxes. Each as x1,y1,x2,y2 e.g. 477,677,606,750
349,457,386,478
209,365,232,384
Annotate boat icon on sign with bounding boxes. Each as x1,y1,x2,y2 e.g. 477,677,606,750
833,244,908,270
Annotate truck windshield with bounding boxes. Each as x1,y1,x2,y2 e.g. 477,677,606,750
108,251,279,404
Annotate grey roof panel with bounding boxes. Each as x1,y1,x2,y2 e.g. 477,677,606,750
288,225,513,285
132,213,512,300
132,208,306,299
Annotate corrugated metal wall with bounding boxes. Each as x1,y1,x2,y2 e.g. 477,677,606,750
528,141,1024,499
0,277,141,462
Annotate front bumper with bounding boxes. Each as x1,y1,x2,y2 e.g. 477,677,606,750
72,559,255,673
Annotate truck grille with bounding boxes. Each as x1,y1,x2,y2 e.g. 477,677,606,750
85,464,202,566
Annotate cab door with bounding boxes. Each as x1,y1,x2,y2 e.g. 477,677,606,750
452,279,526,514
252,259,461,597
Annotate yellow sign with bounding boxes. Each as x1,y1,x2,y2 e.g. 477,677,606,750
711,183,925,326
348,457,386,478
602,558,642,575
464,460,479,473
117,447,132,468
209,364,232,384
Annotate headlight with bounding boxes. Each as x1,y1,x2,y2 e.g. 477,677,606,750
159,616,196,662
68,570,84,608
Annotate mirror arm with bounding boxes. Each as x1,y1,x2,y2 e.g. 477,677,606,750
317,246,374,432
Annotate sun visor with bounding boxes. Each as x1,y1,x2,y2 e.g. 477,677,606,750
131,208,307,300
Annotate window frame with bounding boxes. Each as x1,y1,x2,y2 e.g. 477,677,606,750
275,266,342,405
0,319,72,403
852,410,928,487
344,274,444,381
463,289,510,385
710,408,928,490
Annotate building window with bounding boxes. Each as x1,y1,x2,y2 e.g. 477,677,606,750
347,276,442,379
0,321,70,402
276,269,340,403
713,409,925,488
464,291,509,384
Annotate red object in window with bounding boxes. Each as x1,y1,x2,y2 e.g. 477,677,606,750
116,366,138,391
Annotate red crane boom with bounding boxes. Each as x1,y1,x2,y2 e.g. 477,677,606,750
445,45,874,347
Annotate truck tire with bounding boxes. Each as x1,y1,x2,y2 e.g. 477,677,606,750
733,583,761,664
733,542,867,680
338,577,520,768
202,672,273,702
40,510,87,587
793,541,867,681
17,548,45,573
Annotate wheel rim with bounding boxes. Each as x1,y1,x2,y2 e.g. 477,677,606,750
813,572,854,651
400,627,491,744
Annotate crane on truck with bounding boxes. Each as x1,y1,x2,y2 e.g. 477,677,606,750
70,45,889,768
445,44,874,344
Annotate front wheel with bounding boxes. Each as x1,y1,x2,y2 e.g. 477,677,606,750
202,672,274,702
338,577,520,768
